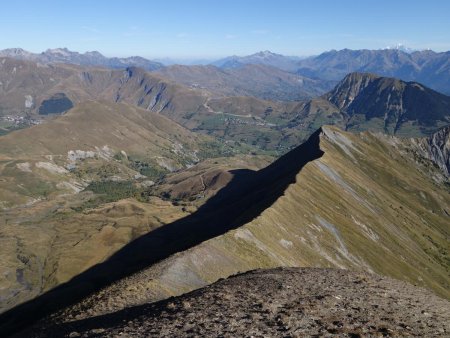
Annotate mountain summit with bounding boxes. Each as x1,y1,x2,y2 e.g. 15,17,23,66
296,48,450,95
212,50,300,71
325,72,450,134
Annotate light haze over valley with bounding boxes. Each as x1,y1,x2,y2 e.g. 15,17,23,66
0,1,449,337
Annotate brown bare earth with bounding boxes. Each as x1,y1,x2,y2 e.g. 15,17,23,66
16,268,450,337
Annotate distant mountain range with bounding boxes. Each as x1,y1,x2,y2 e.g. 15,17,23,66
211,50,304,71
0,48,329,101
296,48,450,95
384,43,418,53
2,47,450,97
208,48,450,96
0,47,163,71
1,56,448,151
1,46,450,337
154,63,332,101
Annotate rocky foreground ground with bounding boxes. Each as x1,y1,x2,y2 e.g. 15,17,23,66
14,267,450,337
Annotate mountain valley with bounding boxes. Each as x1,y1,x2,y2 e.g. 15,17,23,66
2,55,449,152
1,125,449,336
0,43,449,337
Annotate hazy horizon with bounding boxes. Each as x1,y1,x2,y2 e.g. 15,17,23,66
0,45,443,64
1,0,450,59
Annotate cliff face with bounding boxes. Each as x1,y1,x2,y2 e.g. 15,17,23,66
410,126,450,176
0,58,205,118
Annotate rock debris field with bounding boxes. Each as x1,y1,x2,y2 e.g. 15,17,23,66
17,267,450,337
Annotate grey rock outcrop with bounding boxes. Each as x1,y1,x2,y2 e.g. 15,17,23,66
411,126,450,176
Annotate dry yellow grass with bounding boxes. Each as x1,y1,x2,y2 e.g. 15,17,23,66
61,126,449,319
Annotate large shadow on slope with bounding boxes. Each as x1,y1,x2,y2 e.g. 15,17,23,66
0,128,324,337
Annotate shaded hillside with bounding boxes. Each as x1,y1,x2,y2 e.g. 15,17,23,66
18,268,450,337
0,58,205,118
0,155,267,317
296,48,450,95
0,58,75,115
325,72,450,135
152,155,272,202
1,126,449,336
0,129,324,335
0,100,238,315
36,126,450,323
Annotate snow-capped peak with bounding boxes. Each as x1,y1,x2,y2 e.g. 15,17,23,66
384,44,416,53
255,50,275,58
45,48,72,57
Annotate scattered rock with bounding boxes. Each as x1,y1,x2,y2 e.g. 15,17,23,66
17,268,450,337
16,162,32,173
35,161,68,174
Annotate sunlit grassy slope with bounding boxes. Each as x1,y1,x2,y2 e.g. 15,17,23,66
64,125,449,319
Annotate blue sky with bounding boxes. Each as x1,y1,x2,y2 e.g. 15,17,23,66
2,0,449,58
